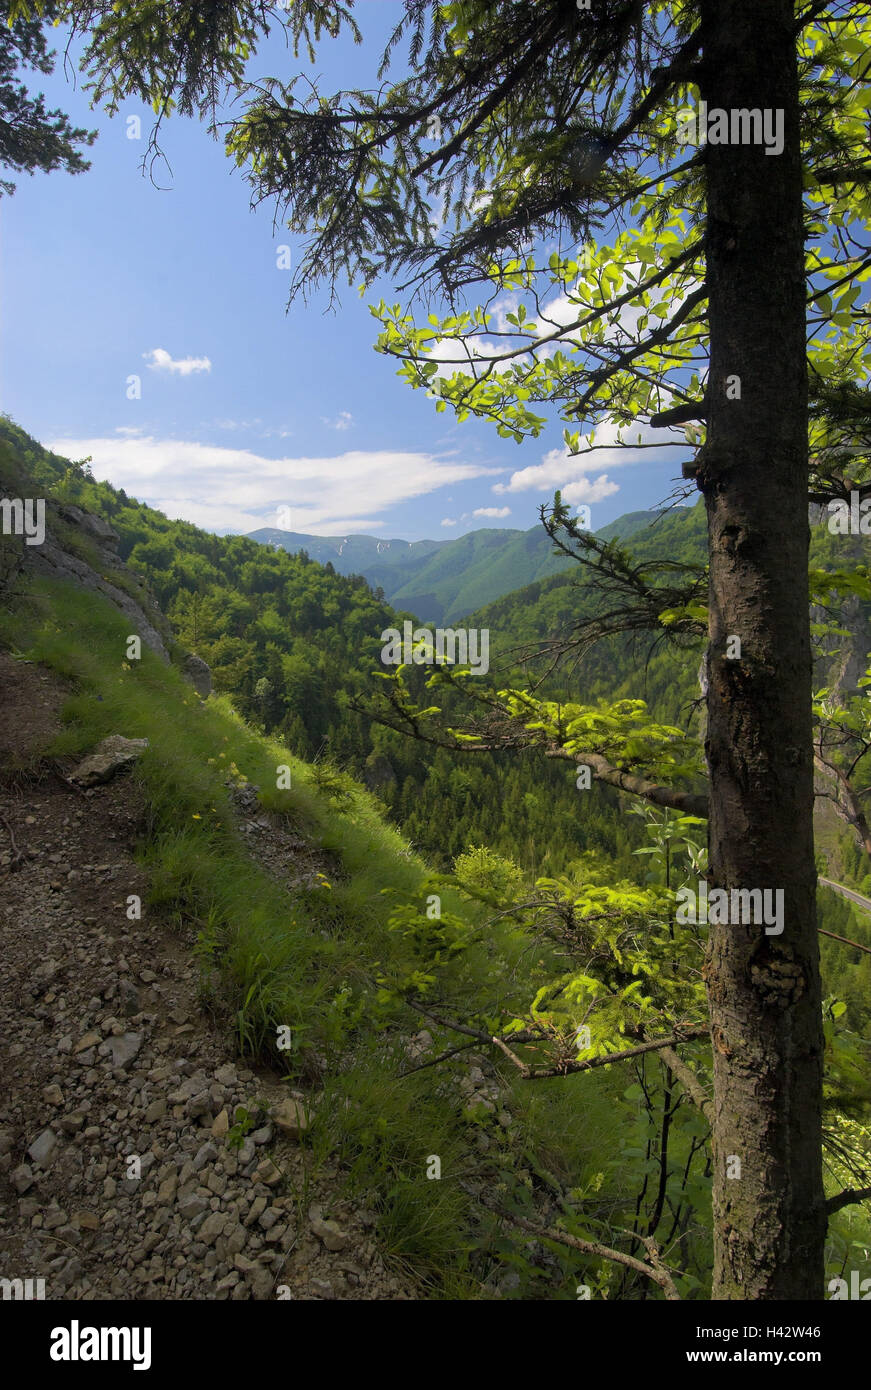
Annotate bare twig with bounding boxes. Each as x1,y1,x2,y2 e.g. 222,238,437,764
489,1202,682,1299
404,999,707,1080
818,928,871,957
0,814,25,871
397,1039,481,1077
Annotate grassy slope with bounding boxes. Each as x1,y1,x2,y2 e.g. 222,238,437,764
3,419,865,1293
0,575,630,1297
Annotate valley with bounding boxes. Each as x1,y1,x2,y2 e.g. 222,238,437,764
1,419,869,1304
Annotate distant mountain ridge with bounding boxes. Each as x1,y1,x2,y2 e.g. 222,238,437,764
248,508,671,623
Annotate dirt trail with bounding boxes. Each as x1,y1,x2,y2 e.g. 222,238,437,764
0,651,413,1300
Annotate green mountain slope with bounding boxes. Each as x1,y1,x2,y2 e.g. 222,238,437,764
2,417,867,1298
0,418,639,878
468,502,709,719
0,557,633,1299
247,527,445,582
250,508,670,623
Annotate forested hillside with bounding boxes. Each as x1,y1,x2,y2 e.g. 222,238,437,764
4,412,870,1313
5,415,869,1033
0,418,642,879
3,407,870,1310
4,0,871,1321
250,508,667,624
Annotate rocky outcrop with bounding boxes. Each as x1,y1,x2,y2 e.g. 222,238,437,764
57,504,121,552
181,652,212,699
828,594,871,698
26,502,171,663
69,736,149,788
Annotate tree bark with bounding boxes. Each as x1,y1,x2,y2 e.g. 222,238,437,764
699,0,825,1298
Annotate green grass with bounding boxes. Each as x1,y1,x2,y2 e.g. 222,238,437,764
0,575,634,1297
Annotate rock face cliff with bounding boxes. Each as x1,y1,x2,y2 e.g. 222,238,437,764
25,500,172,663
0,442,216,693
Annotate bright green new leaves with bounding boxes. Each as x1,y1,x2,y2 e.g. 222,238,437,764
501,690,704,783
372,215,704,444
814,662,871,747
367,8,871,501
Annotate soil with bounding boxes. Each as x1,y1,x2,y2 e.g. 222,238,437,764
0,650,415,1301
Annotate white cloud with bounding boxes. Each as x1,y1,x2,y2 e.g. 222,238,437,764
473,506,511,519
489,295,522,333
322,411,354,431
46,435,504,535
143,348,212,376
428,335,487,382
493,419,683,498
562,475,620,504
441,517,458,527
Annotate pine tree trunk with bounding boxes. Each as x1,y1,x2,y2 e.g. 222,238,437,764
700,0,825,1298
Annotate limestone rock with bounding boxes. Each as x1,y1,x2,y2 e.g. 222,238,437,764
254,1158,282,1187
308,1205,351,1252
11,1164,35,1193
199,1212,227,1246
73,1211,100,1231
27,517,170,661
57,504,120,551
192,1141,218,1172
181,653,212,699
27,1128,58,1168
272,1098,308,1141
106,1032,143,1070
70,736,149,788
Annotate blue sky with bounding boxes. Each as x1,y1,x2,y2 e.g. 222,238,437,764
2,2,688,540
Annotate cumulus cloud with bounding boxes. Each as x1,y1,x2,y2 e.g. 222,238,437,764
561,475,620,504
493,419,683,500
428,335,487,382
441,517,458,527
46,435,504,535
323,411,354,431
143,348,212,376
489,295,522,333
473,506,511,518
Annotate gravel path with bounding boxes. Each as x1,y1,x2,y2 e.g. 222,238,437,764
0,651,413,1301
